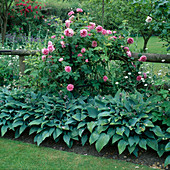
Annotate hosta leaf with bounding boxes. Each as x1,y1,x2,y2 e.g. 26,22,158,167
36,134,44,146
139,139,147,150
165,142,170,151
95,133,110,152
158,144,165,157
116,127,125,136
164,155,170,167
118,140,128,154
128,118,138,127
87,121,97,133
77,122,86,129
12,121,23,128
23,114,30,121
107,128,115,137
151,126,164,137
79,128,86,137
97,125,109,134
42,130,50,141
86,106,98,118
147,139,158,151
89,131,100,145
28,118,43,126
143,120,154,127
166,128,170,133
128,144,136,154
1,125,8,136
29,126,39,135
124,127,130,137
98,111,110,118
128,136,136,147
53,128,62,140
19,124,27,135
81,134,88,146
112,134,122,144
63,134,71,146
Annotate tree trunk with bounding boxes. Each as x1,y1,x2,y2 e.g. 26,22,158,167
2,17,7,46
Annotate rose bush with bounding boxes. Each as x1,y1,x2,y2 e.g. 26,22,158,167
24,9,150,96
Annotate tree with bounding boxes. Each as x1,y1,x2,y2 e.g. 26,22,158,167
0,0,14,46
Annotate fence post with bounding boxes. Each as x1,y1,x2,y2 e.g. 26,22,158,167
19,55,25,75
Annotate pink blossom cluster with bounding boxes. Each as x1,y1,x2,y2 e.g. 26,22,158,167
64,28,74,37
136,73,147,81
42,41,55,59
138,55,147,62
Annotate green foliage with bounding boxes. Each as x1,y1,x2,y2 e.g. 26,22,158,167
0,87,169,167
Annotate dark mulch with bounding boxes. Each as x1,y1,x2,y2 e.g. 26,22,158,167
1,130,169,170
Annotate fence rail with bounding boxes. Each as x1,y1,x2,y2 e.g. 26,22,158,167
0,50,170,74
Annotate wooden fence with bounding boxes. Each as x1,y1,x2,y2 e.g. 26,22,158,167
0,50,170,75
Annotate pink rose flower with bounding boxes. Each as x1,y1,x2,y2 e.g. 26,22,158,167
96,25,103,32
59,58,63,62
138,55,147,62
103,76,108,82
60,41,65,45
62,45,66,48
85,59,89,62
48,45,55,52
68,11,74,16
126,51,132,57
106,30,112,34
102,29,107,35
132,62,136,68
127,37,134,44
136,76,142,81
48,55,52,58
69,15,75,22
42,55,46,61
88,33,92,36
81,48,86,53
51,35,56,38
89,22,96,29
76,8,83,12
124,47,129,51
146,16,152,23
113,31,117,33
80,29,88,37
65,20,71,28
92,41,97,47
112,36,117,39
49,69,52,73
48,41,52,45
143,73,147,79
67,84,74,91
61,36,64,39
75,45,78,48
65,66,71,72
42,48,49,55
64,28,74,37
78,53,82,57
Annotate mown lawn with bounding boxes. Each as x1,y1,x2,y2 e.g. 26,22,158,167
0,138,154,170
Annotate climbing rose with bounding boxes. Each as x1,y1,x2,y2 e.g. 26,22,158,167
65,66,71,72
78,53,82,57
80,29,87,37
127,38,134,44
146,16,152,23
89,22,96,29
65,20,71,28
61,36,64,39
113,31,117,33
106,30,112,34
42,55,46,61
92,41,97,47
138,55,147,62
68,11,74,16
126,51,132,57
124,47,129,51
69,15,75,22
85,59,89,62
96,25,103,32
102,29,107,35
59,58,63,62
48,41,52,45
143,73,147,79
67,84,74,91
49,69,52,73
112,36,117,39
64,28,74,37
76,8,83,12
136,76,142,81
103,76,108,82
81,48,86,53
48,45,55,52
42,48,49,55
51,35,56,38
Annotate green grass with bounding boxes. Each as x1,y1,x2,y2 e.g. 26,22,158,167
130,36,168,54
0,138,153,170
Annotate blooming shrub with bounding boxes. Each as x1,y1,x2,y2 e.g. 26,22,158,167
25,9,150,96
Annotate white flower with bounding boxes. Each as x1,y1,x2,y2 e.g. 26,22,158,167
146,16,152,23
115,82,119,84
162,59,165,62
141,78,145,82
149,76,152,79
124,76,128,79
144,84,148,86
138,72,141,74
146,71,150,74
159,70,162,72
158,73,162,76
128,72,131,75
